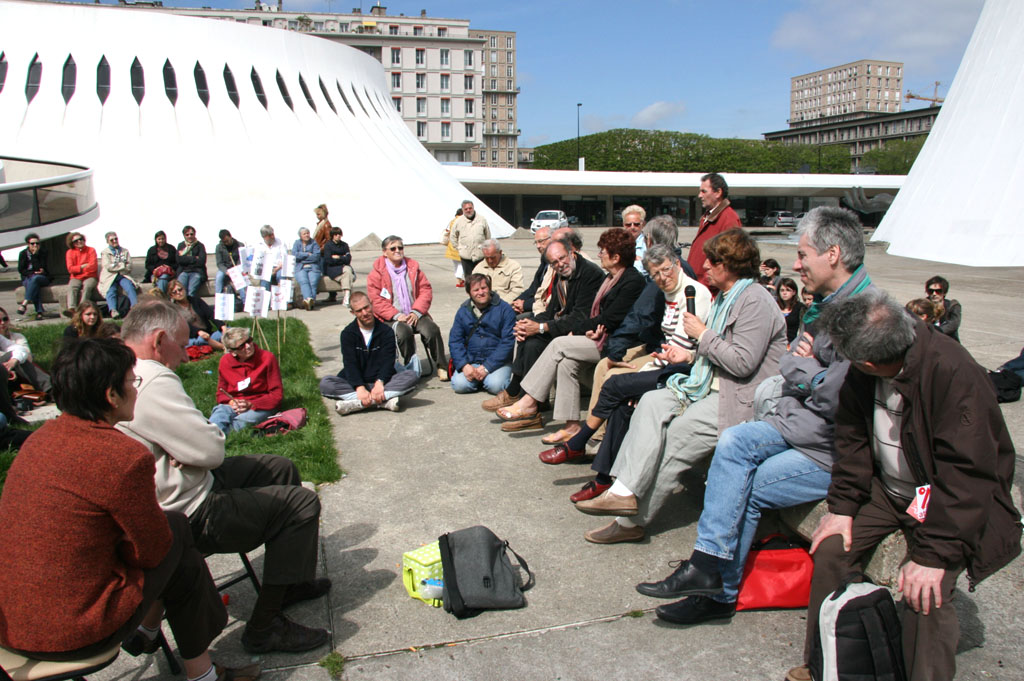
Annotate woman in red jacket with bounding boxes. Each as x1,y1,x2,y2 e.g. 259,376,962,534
64,231,99,313
210,326,283,433
0,338,255,681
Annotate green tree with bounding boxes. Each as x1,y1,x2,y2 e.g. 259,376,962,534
296,15,312,31
533,129,850,174
860,137,926,175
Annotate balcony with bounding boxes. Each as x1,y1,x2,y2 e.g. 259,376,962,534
0,156,99,249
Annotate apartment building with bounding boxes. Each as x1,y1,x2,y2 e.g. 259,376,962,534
791,59,903,124
470,29,520,168
122,2,521,165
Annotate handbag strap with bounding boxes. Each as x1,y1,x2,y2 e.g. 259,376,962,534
504,541,535,592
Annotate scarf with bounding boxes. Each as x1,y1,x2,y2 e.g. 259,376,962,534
801,264,872,328
108,245,129,268
666,277,755,404
588,269,625,351
386,258,413,315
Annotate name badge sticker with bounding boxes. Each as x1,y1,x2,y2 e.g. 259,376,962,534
906,484,931,522
380,288,391,300
237,377,251,391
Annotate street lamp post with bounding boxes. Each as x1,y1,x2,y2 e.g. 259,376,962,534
576,102,582,171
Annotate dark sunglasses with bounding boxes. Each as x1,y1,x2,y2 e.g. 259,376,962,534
388,245,405,252
27,241,40,246
927,288,944,294
623,222,642,227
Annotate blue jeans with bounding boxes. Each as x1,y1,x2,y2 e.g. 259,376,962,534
187,330,222,347
22,274,50,313
209,403,274,434
104,275,137,313
692,420,832,603
216,270,246,304
295,265,321,301
177,271,202,297
154,274,173,293
451,364,512,395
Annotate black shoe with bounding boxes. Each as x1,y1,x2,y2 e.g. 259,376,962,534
121,630,161,656
242,614,328,654
635,560,723,599
282,577,332,609
655,595,736,625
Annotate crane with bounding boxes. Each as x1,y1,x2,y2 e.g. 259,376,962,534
905,81,944,105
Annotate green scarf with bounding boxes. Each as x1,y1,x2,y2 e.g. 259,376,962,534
801,265,872,327
666,277,755,404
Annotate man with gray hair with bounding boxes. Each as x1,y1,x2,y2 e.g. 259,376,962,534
621,204,647,275
785,291,1020,681
449,199,491,278
512,227,554,316
473,238,524,303
117,300,330,655
637,206,873,625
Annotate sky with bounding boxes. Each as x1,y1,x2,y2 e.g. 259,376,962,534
62,0,985,147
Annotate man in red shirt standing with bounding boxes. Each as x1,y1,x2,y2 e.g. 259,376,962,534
688,173,742,294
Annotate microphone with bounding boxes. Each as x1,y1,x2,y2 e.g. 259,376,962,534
684,285,696,316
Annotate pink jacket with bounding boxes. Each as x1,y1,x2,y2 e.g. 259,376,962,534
366,255,433,321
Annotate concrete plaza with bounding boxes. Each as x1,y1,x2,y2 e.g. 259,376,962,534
4,227,1021,681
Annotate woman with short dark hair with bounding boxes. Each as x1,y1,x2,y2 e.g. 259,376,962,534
145,230,178,293
0,338,255,681
17,233,52,319
323,226,354,305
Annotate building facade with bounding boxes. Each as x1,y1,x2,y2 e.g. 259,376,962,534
122,3,520,166
791,59,903,124
471,29,520,168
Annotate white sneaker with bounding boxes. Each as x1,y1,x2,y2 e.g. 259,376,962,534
382,396,400,412
334,399,363,416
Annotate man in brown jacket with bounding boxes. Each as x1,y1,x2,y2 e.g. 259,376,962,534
786,291,1021,681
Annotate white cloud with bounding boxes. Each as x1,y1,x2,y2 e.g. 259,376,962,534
772,0,984,73
630,100,687,129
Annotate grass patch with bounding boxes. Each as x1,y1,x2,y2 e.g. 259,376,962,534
0,316,341,491
318,651,345,678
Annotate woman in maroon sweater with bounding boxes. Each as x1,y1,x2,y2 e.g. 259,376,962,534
0,338,256,681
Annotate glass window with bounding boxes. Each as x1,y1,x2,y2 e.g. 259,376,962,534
391,48,401,65
61,55,77,104
507,150,513,161
416,97,426,114
440,49,450,66
480,150,486,161
506,36,513,48
507,108,514,119
491,150,497,161
319,77,336,113
252,68,267,109
441,73,450,91
490,64,496,77
195,62,210,106
313,21,324,31
274,69,291,110
491,50,497,62
389,24,399,35
392,96,401,112
391,72,401,89
441,98,450,114
335,80,354,114
0,52,7,95
490,78,496,89
415,73,425,90
223,64,239,108
506,79,513,90
25,53,42,104
438,26,447,37
441,122,451,138
417,121,426,138
298,74,316,111
465,122,474,139
464,75,474,91
415,49,425,66
490,93,497,104
464,50,473,67
491,108,496,119
489,36,496,47
465,98,474,115
413,25,423,36
163,59,177,105
506,66,513,77
506,51,513,63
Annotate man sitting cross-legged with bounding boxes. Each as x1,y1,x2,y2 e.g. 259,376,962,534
320,291,420,414
635,206,874,625
117,300,330,655
448,273,516,395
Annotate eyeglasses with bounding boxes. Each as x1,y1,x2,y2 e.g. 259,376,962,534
388,245,405,252
0,317,8,322
650,264,677,280
927,288,943,294
132,376,142,388
228,339,254,352
72,238,84,243
27,241,39,246
623,222,642,227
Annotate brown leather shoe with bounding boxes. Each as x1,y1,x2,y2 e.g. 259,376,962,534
584,520,645,544
785,666,811,681
575,489,638,516
482,389,516,412
538,443,584,464
500,414,543,431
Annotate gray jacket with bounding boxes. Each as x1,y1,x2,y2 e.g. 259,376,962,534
764,268,874,469
698,283,788,433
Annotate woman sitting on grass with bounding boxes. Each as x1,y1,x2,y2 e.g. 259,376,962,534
63,300,103,341
167,279,226,351
210,327,283,434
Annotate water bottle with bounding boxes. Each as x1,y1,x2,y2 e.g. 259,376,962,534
419,578,444,599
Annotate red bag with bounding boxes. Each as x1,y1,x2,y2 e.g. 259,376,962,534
186,344,214,361
254,407,307,436
735,534,813,611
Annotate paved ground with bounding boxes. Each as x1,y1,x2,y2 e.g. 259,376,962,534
3,227,1021,681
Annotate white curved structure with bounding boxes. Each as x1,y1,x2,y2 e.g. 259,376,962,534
873,0,1023,267
0,0,512,255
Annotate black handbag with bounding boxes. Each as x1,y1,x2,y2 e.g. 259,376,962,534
438,525,534,618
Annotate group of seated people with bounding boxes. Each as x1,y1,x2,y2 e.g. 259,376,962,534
0,299,333,679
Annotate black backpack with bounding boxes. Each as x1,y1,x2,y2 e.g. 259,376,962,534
438,525,533,619
988,369,1022,403
809,575,907,681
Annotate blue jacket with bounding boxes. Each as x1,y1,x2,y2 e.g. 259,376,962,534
339,318,397,388
448,293,516,373
605,278,665,362
293,239,321,270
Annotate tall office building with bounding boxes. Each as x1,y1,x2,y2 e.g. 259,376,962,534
471,29,520,168
115,2,521,166
791,59,903,124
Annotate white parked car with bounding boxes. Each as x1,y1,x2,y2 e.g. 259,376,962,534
530,210,568,233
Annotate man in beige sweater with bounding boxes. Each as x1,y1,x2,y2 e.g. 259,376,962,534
473,239,524,303
117,300,329,656
449,199,491,278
